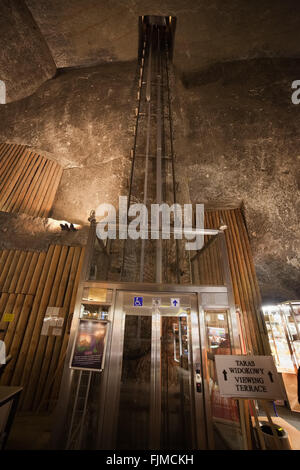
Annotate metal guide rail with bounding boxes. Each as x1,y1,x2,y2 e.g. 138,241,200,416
120,17,180,284
65,370,92,449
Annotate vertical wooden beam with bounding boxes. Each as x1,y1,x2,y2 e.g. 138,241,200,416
10,245,55,387
15,252,34,294
51,247,85,402
34,247,77,409
0,150,33,208
20,245,62,410
40,164,63,218
32,246,71,408
0,143,62,218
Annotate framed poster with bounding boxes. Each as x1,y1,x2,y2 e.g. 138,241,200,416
70,319,109,372
207,326,227,348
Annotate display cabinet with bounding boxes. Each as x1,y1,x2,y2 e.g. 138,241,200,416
263,302,300,412
263,302,300,373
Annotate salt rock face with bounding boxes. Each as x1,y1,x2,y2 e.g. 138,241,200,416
0,2,299,302
25,0,300,73
0,0,56,103
0,56,299,302
0,61,136,227
175,58,300,303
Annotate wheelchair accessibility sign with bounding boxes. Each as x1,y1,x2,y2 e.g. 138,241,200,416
133,296,143,307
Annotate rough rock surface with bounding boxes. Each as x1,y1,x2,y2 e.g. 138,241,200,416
0,61,136,223
0,57,299,301
0,0,56,103
0,211,88,252
25,0,300,75
175,58,300,302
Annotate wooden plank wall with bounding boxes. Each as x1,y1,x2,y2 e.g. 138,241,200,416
0,142,63,218
0,245,85,411
192,224,224,286
193,208,267,355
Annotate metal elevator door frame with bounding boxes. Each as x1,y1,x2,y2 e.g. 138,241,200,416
98,289,207,450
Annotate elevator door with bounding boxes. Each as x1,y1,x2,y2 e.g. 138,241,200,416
113,292,206,450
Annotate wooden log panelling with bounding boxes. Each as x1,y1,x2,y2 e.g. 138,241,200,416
193,208,268,355
0,244,85,412
0,250,46,294
0,143,63,218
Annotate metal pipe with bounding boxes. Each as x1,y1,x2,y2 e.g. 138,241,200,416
66,370,82,449
140,25,153,282
156,27,163,283
78,371,92,448
190,232,219,262
95,222,221,237
165,40,180,283
120,35,147,280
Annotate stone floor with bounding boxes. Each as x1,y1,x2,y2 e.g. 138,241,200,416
270,403,300,431
5,402,299,450
257,402,300,450
5,412,53,450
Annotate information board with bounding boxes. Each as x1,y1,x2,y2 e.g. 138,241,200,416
70,319,109,372
215,355,285,400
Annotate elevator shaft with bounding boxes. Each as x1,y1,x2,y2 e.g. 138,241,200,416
121,16,180,284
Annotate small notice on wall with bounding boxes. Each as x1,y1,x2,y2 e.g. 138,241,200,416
46,307,60,317
41,306,65,336
2,313,14,322
52,328,62,336
41,320,50,336
70,319,109,372
215,355,285,400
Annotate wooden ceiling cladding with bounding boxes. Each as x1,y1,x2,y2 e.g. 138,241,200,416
0,142,62,218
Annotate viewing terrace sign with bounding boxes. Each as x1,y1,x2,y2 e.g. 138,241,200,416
215,355,285,400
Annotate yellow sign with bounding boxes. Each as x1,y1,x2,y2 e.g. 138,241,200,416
83,287,108,302
3,313,14,322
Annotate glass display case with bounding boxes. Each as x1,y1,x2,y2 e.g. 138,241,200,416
263,301,300,413
263,302,300,373
281,302,300,364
